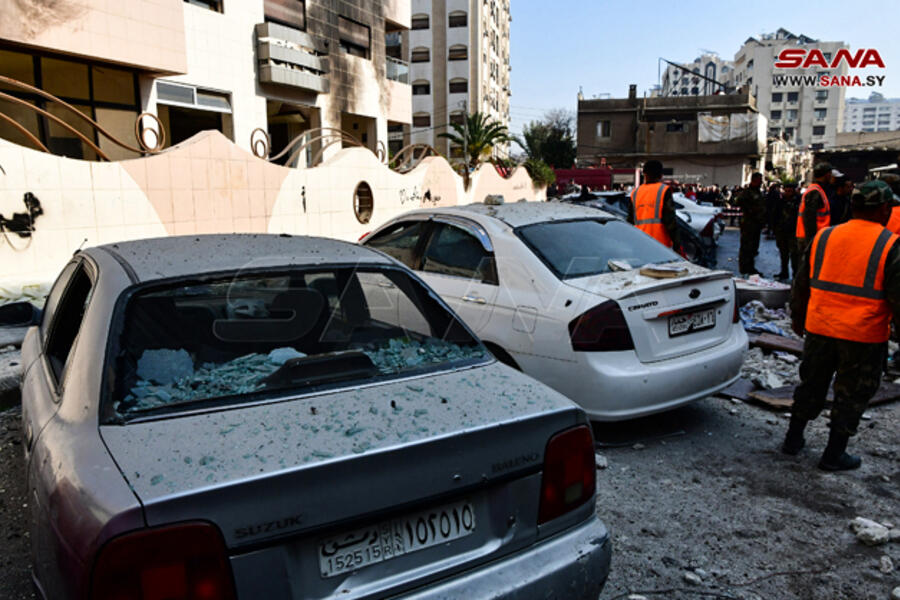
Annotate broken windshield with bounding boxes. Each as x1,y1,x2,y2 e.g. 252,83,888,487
105,266,486,421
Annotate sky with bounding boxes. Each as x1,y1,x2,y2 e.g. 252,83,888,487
508,0,900,137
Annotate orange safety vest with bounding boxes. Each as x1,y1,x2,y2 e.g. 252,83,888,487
805,220,899,343
887,207,900,234
630,183,672,247
796,183,831,239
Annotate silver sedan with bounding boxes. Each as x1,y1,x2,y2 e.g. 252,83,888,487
20,234,610,599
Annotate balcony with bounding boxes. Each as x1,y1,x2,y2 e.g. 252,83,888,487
256,22,329,93
386,56,409,84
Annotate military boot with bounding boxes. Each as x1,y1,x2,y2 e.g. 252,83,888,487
818,429,862,471
781,416,807,455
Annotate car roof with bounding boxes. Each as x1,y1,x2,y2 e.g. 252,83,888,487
84,234,392,283
446,201,616,228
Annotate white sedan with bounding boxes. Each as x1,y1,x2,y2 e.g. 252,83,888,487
672,193,725,240
361,202,748,421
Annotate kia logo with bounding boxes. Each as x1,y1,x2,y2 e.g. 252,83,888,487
689,289,701,299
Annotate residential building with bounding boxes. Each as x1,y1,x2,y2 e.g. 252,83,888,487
406,0,511,158
732,28,846,150
842,93,900,133
0,0,411,164
659,53,734,98
577,87,765,186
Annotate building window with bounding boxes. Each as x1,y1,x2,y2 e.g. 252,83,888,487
448,11,467,27
156,81,234,146
264,0,305,28
787,109,798,121
411,14,429,29
747,59,754,69
810,143,824,150
681,87,688,95
815,90,828,102
412,113,431,128
449,111,465,126
448,78,467,94
412,81,430,95
596,120,611,139
812,125,826,136
770,110,782,120
0,49,143,160
449,145,464,158
353,181,374,224
448,45,468,61
814,108,827,121
666,122,684,132
411,47,430,63
823,52,832,62
787,91,799,104
691,87,699,95
184,0,222,12
771,92,783,103
784,127,794,138
338,16,370,59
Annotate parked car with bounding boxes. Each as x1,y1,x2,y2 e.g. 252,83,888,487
20,234,610,599
672,193,726,240
557,192,717,268
361,203,747,421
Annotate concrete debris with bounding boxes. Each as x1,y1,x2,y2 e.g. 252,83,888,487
627,596,649,600
739,300,798,340
595,454,608,469
632,443,646,450
849,517,891,546
879,555,894,574
693,568,710,579
889,529,900,543
740,347,800,390
892,586,900,600
683,571,703,585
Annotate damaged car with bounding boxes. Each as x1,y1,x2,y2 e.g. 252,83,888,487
20,234,610,599
361,202,748,421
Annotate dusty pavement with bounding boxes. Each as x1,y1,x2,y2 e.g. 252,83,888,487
0,405,34,600
593,397,899,600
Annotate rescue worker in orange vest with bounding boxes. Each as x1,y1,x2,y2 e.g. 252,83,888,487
796,163,835,251
784,180,900,471
627,160,679,249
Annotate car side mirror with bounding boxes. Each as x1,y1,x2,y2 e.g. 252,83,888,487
0,301,42,327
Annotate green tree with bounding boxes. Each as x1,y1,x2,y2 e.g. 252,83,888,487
516,109,577,169
439,112,512,189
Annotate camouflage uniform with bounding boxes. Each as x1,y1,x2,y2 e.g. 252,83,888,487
737,185,766,274
796,184,829,254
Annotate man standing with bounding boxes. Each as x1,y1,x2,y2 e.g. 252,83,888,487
737,172,766,276
796,163,834,252
774,181,800,280
784,181,900,471
627,160,679,249
829,173,853,226
766,181,782,236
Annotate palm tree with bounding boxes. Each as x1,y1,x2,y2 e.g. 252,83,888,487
439,112,512,189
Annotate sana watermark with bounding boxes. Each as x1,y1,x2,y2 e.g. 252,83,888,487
772,48,886,88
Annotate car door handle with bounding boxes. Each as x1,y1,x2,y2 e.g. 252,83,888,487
462,294,487,304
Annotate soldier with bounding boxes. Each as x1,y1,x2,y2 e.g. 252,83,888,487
737,172,766,276
774,181,799,280
626,160,679,249
784,181,900,471
796,163,834,252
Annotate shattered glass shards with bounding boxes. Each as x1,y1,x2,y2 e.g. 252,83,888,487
362,337,486,374
117,339,484,416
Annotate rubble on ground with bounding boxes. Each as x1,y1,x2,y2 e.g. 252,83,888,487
739,300,799,340
740,347,800,390
849,517,891,546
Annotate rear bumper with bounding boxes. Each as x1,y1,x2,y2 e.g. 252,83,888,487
397,516,611,600
568,325,748,421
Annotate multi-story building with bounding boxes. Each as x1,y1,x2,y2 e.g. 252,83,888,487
0,0,411,165
577,87,766,186
405,0,511,158
659,53,734,98
842,93,900,132
732,28,846,150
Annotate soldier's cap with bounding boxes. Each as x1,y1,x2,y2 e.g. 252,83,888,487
813,162,833,178
851,180,899,208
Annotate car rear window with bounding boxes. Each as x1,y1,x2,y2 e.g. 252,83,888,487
516,219,681,280
105,266,486,421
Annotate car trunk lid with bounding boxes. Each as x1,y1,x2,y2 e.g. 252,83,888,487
564,263,736,363
100,363,582,599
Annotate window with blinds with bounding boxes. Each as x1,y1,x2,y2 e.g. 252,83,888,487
339,16,371,59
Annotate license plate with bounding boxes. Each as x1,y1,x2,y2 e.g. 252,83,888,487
668,308,716,337
318,500,476,578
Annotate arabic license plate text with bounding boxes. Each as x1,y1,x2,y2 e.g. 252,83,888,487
318,500,476,578
668,308,716,337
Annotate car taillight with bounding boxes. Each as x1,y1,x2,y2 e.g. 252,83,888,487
538,425,595,525
568,300,634,351
358,231,371,242
90,522,236,600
